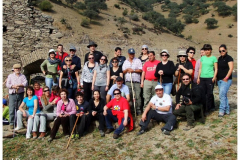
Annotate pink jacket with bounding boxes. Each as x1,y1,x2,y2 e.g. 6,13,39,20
56,99,76,116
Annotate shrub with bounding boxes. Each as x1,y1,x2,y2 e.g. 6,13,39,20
129,14,139,21
83,10,98,21
166,18,185,34
81,18,90,27
204,18,218,29
74,2,86,10
60,18,67,24
232,3,237,21
228,34,233,38
114,4,120,9
183,15,193,24
39,0,53,11
216,4,232,17
122,9,128,16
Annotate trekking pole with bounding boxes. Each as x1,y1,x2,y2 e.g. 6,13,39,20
13,88,18,137
66,115,80,149
160,75,162,85
177,69,181,91
129,73,137,117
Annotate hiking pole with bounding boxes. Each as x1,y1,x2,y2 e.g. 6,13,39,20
13,88,18,137
177,69,181,91
160,75,162,85
66,115,80,149
129,73,137,117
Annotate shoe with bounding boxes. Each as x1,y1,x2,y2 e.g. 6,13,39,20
99,130,105,137
113,133,119,139
137,130,145,136
32,132,38,139
105,128,114,134
162,129,170,135
183,125,194,131
14,127,24,131
26,136,31,140
48,137,53,142
218,112,224,117
75,134,80,139
38,132,46,139
71,134,75,139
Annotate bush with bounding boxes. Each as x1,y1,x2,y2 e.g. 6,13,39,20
81,18,90,27
83,10,98,21
193,18,199,24
114,4,120,9
232,3,237,21
74,2,86,10
216,4,232,17
39,0,53,11
183,15,193,24
204,18,218,29
130,14,139,21
122,9,128,16
166,18,185,34
60,18,67,24
228,34,233,38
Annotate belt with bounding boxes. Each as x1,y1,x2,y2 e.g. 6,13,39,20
126,81,140,83
145,79,158,82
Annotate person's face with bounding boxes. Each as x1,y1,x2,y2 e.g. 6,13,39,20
200,50,205,57
116,81,123,88
49,52,55,58
113,91,121,100
76,96,83,103
70,50,76,56
57,46,63,53
187,50,195,59
161,53,168,61
34,83,40,90
115,50,121,56
155,89,163,98
14,68,21,74
148,53,155,62
182,75,191,85
179,56,186,62
100,56,106,64
142,47,148,55
128,53,135,59
65,58,72,65
204,49,212,56
112,60,118,67
60,92,67,100
90,46,96,52
88,55,94,62
93,91,100,100
27,89,33,96
219,47,227,57
43,88,50,96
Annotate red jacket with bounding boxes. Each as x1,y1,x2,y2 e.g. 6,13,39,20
55,52,68,71
189,58,196,80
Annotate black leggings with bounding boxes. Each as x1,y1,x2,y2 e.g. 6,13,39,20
83,81,92,102
200,78,215,113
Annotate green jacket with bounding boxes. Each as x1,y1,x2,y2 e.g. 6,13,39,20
3,106,9,120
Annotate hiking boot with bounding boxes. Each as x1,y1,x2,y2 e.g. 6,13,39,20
162,129,170,135
71,134,75,139
32,132,38,139
38,132,46,139
48,137,53,142
137,130,145,136
75,134,80,139
218,112,224,117
113,133,119,139
183,125,194,131
105,128,114,134
99,130,105,137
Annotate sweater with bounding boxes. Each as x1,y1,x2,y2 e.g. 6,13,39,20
56,99,76,116
40,60,59,78
154,61,175,83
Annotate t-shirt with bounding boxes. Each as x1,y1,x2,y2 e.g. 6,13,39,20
34,88,43,107
200,56,218,78
109,67,123,87
75,100,89,113
94,64,110,86
150,93,172,114
143,60,160,80
106,97,132,116
107,84,129,99
217,54,233,80
138,56,149,66
175,61,193,75
61,67,78,79
23,95,41,115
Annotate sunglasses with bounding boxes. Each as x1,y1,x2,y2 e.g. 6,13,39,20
88,57,94,59
142,48,148,50
189,52,195,54
182,78,189,81
44,89,50,92
219,50,226,53
161,54,168,57
70,50,76,52
14,68,21,69
100,59,106,61
65,60,72,62
114,93,121,95
178,56,186,58
112,61,118,63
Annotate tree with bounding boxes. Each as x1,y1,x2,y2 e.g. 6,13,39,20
204,18,218,29
154,17,167,30
39,0,53,11
216,4,232,17
83,10,98,21
81,18,90,27
232,3,237,21
183,15,193,24
66,0,77,7
166,18,185,34
122,9,128,16
161,5,168,12
129,14,139,21
117,17,127,29
74,2,86,10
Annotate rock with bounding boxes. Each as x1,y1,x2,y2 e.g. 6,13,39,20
14,21,26,25
50,32,63,39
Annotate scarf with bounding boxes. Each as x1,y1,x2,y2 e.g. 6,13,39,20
99,64,107,71
47,57,61,65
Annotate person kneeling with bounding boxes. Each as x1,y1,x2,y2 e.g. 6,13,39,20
137,85,176,136
103,89,134,139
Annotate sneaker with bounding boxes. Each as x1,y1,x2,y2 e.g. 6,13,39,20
32,132,38,139
71,134,75,139
137,130,145,136
14,127,24,131
218,112,224,117
162,129,170,135
75,134,80,139
105,128,114,134
48,137,53,142
113,133,119,139
183,125,194,131
99,130,105,137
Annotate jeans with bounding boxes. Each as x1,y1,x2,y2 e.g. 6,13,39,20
33,113,47,133
158,82,172,95
218,80,232,114
45,77,59,93
65,79,77,99
8,93,24,126
105,109,130,135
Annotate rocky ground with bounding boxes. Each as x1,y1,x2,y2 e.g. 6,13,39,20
3,85,237,160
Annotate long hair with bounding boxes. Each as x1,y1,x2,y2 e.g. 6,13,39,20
26,86,35,97
41,86,50,106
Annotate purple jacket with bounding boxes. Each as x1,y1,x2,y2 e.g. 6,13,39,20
56,99,76,116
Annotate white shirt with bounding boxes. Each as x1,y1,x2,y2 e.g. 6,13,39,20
150,93,172,114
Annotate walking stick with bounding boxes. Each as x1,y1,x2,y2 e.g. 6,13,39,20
129,73,137,117
13,88,18,137
160,75,162,85
177,69,181,91
66,115,80,149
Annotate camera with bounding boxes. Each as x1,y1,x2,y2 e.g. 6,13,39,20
183,96,190,104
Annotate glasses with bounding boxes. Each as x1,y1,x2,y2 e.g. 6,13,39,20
100,59,106,61
88,57,94,59
65,60,72,62
142,48,148,50
112,61,118,63
44,89,49,92
161,54,168,57
14,68,21,70
189,52,195,54
114,93,121,95
219,50,226,53
182,78,189,81
178,56,186,58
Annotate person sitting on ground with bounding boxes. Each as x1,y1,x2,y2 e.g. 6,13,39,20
87,90,106,137
106,77,130,103
15,86,41,139
69,92,89,139
84,41,103,64
103,89,134,139
137,85,176,136
48,89,76,142
33,81,43,109
3,98,9,125
109,47,126,68
173,73,202,131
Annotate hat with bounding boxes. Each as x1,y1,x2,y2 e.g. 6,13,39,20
13,64,21,69
178,50,187,57
155,85,163,90
128,48,135,54
87,41,98,48
69,46,76,51
3,99,7,105
116,76,123,81
48,49,56,54
142,45,148,49
161,49,169,55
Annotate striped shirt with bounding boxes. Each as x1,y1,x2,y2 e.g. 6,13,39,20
122,58,142,82
6,73,28,94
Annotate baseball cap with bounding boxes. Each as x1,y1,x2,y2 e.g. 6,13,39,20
128,48,135,54
155,85,163,90
3,99,7,105
69,46,76,51
116,77,123,81
48,49,56,54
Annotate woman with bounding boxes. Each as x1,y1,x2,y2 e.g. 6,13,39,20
138,45,149,66
87,90,105,137
33,81,43,109
217,44,233,117
109,57,123,88
40,49,61,92
197,44,218,115
15,86,41,139
154,49,175,95
59,57,80,99
48,89,76,142
80,53,98,102
92,55,110,103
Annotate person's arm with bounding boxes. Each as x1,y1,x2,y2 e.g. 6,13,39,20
212,62,218,82
163,61,175,75
123,109,128,126
19,100,27,117
178,64,193,75
103,100,112,115
84,53,88,64
6,75,12,89
59,71,63,88
174,64,179,77
140,71,146,88
80,64,85,86
223,61,234,81
126,94,130,102
122,61,129,74
154,64,160,79
40,60,47,75
77,57,81,70
75,71,80,89
119,72,123,78
18,75,28,88
29,99,38,118
106,70,110,91
56,101,61,117
92,70,97,90
197,62,202,85
106,94,111,103
67,100,77,116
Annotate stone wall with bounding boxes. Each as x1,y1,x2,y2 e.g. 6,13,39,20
3,0,63,79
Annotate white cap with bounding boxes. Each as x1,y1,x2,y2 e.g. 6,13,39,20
48,49,56,54
155,85,163,90
161,49,169,55
142,45,148,49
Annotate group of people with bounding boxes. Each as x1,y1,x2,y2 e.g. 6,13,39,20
4,41,233,140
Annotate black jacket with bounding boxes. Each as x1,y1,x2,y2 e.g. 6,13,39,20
84,51,103,64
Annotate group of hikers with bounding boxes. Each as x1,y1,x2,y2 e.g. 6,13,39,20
4,41,234,141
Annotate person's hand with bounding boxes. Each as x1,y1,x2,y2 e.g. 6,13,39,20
76,113,80,117
123,119,128,126
140,82,143,88
11,85,17,89
105,86,109,91
63,65,67,69
158,70,164,75
28,115,34,119
71,65,76,70
59,85,62,89
59,114,63,117
175,104,181,110
103,110,107,116
185,99,192,105
197,78,200,85
128,68,134,73
179,65,184,70
91,85,94,91
223,78,228,82
151,105,157,110
141,114,146,122
212,77,216,83
43,71,46,75
23,111,27,117
77,84,80,89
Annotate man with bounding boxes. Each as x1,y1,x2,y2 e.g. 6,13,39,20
141,51,160,110
137,85,176,136
62,46,81,71
122,48,142,115
84,41,103,64
109,47,126,68
106,77,130,103
55,44,68,72
173,73,202,131
103,89,134,139
187,47,196,80
193,48,205,83
6,64,28,129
